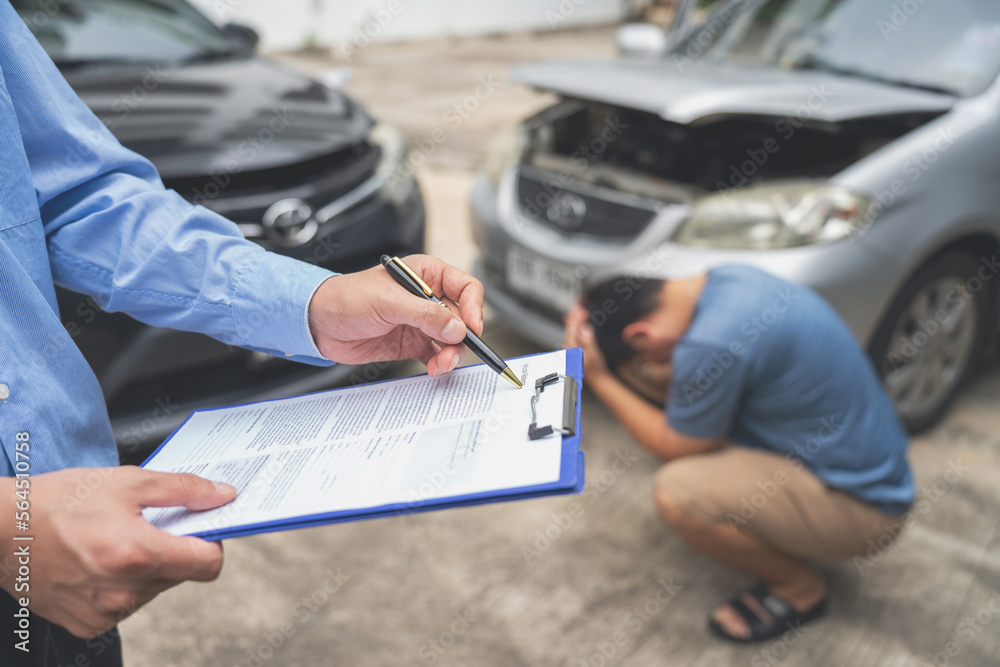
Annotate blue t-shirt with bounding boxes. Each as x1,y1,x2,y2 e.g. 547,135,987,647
667,265,914,515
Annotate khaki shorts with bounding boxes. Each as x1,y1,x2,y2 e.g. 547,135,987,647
655,447,903,561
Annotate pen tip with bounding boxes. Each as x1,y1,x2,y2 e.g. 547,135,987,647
501,367,523,389
379,254,391,265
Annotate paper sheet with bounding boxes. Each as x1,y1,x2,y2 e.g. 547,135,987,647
142,349,569,536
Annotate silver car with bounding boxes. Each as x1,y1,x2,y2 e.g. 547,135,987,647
472,0,1000,433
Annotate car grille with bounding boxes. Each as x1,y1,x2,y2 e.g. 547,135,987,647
515,166,660,240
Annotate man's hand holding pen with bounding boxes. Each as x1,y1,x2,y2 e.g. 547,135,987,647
307,254,485,377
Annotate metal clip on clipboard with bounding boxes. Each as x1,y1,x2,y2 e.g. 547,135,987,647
528,372,579,440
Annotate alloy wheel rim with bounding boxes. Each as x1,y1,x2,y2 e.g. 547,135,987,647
882,276,977,421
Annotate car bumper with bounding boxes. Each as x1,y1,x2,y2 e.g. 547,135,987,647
471,168,901,351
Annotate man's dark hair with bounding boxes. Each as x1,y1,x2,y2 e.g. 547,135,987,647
581,276,666,369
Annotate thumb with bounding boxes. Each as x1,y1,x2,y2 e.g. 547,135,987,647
134,471,237,511
385,293,467,345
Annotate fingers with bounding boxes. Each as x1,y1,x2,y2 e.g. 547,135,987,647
427,343,466,377
578,322,598,352
381,286,468,345
565,303,588,328
130,469,236,511
402,255,484,336
145,531,226,582
563,304,590,348
42,598,114,639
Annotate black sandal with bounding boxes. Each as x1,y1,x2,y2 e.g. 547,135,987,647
708,583,828,643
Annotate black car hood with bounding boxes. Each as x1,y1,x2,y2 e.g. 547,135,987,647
66,56,372,179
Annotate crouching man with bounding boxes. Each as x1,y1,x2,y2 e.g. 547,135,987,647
563,265,914,642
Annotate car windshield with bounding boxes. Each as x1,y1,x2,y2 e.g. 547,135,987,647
675,0,1000,97
11,0,237,68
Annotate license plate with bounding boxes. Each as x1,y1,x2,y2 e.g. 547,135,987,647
505,247,581,313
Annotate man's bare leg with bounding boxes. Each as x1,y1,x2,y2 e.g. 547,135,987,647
654,489,827,639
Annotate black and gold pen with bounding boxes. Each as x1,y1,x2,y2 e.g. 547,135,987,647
380,255,522,388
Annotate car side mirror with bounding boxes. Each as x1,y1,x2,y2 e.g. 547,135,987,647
616,23,667,59
222,22,260,52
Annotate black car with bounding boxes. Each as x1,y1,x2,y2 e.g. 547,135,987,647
13,0,425,458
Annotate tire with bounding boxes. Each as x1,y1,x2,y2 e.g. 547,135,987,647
868,251,993,434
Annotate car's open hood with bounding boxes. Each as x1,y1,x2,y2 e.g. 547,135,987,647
512,59,956,124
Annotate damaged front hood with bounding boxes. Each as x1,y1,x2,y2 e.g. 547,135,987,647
512,59,956,125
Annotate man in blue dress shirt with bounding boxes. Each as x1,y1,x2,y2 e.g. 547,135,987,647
0,4,483,664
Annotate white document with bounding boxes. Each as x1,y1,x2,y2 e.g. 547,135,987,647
142,349,570,537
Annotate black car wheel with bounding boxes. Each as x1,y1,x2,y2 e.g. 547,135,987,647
869,251,992,434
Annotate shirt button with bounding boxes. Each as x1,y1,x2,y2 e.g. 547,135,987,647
0,384,9,401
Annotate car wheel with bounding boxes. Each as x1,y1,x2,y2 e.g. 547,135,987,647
868,251,991,434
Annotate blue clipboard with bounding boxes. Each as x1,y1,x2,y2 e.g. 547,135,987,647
141,348,585,541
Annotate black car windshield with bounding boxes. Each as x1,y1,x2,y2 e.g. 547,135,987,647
675,0,1000,97
12,0,236,67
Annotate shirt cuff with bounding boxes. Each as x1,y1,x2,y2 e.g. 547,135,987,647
232,250,338,366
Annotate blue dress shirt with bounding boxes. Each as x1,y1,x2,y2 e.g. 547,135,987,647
0,4,335,476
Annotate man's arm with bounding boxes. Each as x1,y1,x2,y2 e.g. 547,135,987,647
586,373,723,461
4,8,332,364
4,9,481,375
564,306,723,461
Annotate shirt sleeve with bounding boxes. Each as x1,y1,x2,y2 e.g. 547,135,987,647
1,6,333,366
666,341,751,439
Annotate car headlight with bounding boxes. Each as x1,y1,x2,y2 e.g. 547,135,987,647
486,123,529,188
370,123,416,206
673,182,871,250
